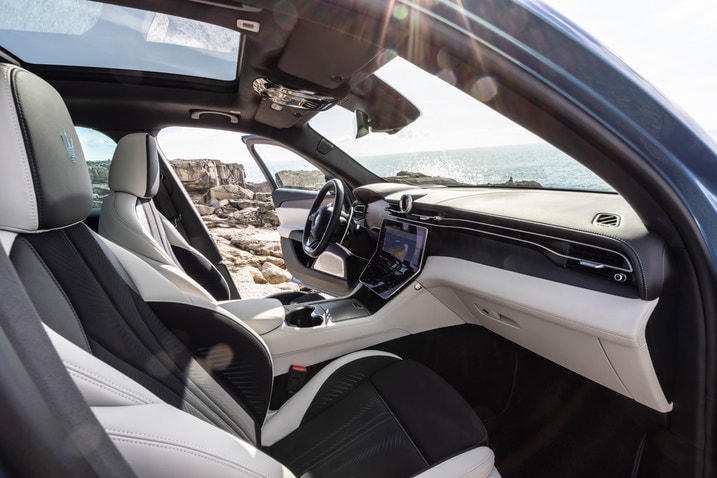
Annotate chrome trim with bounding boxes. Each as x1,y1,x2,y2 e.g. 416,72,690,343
593,212,621,228
394,213,634,275
338,203,355,245
399,194,413,214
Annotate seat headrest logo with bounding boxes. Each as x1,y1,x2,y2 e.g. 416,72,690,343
60,130,77,163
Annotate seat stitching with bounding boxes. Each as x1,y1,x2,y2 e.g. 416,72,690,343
64,361,157,404
371,380,430,466
284,398,394,469
68,371,145,405
1,66,37,228
107,433,264,478
10,68,43,226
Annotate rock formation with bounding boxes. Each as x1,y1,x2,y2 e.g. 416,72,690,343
276,170,325,190
87,160,110,208
171,159,247,203
386,170,543,188
168,159,307,298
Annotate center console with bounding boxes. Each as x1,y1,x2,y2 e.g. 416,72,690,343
359,220,428,298
283,220,427,329
284,298,370,328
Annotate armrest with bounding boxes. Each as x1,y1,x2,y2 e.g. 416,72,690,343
217,298,285,335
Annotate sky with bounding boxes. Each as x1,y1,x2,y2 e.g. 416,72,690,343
312,0,717,156
543,0,717,131
79,0,717,180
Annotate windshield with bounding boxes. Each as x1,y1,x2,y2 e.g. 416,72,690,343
310,57,613,192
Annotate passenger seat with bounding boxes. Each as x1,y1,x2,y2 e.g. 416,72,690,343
99,132,323,304
99,132,230,301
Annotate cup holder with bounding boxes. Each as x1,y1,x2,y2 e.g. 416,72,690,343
285,306,323,328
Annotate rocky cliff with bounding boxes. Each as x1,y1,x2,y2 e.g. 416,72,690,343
88,160,111,208
88,158,281,227
171,159,247,201
170,160,281,228
167,160,300,297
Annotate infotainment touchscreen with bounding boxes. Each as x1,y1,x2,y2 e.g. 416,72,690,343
359,220,428,298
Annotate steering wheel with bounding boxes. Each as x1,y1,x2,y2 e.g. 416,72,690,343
302,179,345,258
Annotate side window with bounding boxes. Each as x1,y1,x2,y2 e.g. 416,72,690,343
157,126,325,192
253,144,325,191
76,126,116,207
157,126,263,186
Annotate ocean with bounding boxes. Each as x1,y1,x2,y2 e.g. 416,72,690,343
354,143,614,192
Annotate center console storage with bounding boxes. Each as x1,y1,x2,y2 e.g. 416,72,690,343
284,298,370,328
217,298,285,335
285,305,324,327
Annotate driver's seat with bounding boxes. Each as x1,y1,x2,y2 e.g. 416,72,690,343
99,133,321,304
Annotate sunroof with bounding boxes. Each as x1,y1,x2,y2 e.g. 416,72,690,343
0,0,241,81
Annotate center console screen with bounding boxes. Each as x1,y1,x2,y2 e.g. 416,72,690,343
360,220,428,298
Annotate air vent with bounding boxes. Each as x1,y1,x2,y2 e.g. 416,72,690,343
352,204,366,219
593,213,621,228
568,244,627,269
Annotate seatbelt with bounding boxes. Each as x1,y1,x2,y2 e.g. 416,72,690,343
140,199,184,270
154,170,186,235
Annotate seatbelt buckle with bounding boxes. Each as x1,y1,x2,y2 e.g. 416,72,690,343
287,365,307,395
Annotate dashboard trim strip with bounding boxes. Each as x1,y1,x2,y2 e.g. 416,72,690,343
390,211,634,275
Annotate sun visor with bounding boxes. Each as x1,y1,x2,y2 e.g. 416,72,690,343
274,21,419,133
341,74,421,134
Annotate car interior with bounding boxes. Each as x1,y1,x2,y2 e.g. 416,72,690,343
0,0,714,477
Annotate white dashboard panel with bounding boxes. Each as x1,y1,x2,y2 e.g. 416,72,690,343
419,256,671,412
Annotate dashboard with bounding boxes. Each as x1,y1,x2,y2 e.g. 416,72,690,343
353,183,669,301
349,183,673,413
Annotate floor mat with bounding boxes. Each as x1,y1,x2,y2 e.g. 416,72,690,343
484,348,652,477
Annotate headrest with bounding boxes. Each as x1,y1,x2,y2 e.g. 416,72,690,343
0,64,92,233
109,133,160,199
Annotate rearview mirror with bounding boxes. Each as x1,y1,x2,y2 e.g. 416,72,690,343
354,110,370,139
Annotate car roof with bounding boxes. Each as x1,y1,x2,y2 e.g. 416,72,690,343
0,0,424,138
